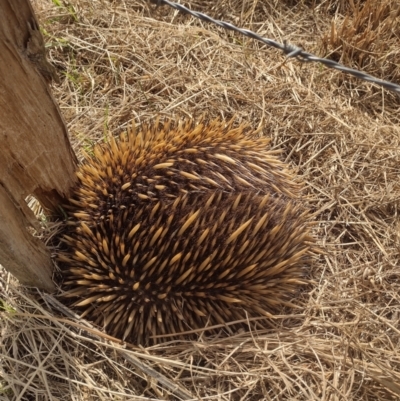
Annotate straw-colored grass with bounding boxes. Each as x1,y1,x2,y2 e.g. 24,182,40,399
1,0,400,399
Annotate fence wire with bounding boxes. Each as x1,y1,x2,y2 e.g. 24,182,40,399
150,0,400,95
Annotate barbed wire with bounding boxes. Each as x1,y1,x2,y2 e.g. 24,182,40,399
150,0,400,95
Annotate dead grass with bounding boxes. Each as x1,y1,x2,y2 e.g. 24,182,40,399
321,0,400,98
1,0,400,399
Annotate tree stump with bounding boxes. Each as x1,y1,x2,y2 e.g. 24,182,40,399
0,0,77,291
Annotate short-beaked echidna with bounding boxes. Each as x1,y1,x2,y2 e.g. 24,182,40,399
57,119,315,344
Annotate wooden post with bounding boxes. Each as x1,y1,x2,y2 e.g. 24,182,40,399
0,0,77,291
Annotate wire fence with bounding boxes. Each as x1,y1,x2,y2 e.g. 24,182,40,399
150,0,400,95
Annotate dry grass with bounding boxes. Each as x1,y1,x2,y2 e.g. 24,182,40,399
1,0,400,399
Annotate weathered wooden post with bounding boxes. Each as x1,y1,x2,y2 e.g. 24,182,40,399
0,0,77,291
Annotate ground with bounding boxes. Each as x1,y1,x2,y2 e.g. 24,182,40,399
1,0,400,399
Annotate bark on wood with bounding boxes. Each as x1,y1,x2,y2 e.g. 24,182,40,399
0,0,77,291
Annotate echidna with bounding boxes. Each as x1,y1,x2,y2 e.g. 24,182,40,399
57,118,315,344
